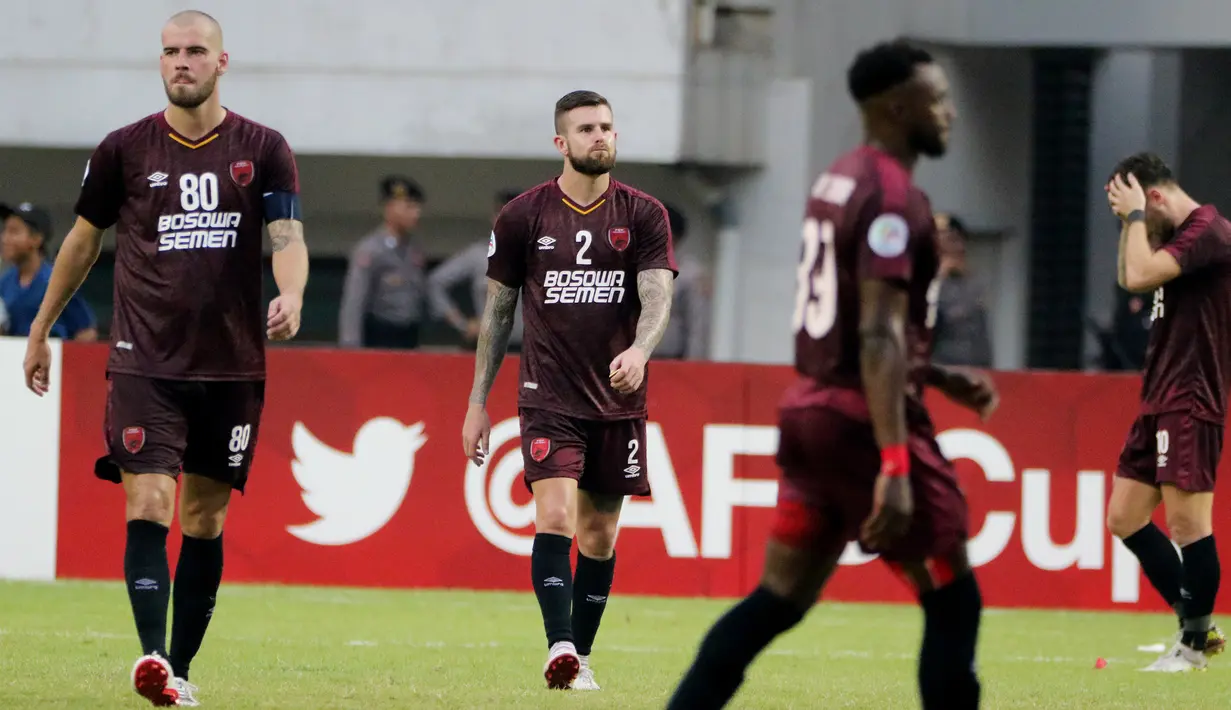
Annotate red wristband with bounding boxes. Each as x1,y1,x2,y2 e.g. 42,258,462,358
880,444,909,478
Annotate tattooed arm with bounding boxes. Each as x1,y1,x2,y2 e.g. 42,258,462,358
269,219,309,299
468,279,520,405
266,219,309,341
633,268,675,357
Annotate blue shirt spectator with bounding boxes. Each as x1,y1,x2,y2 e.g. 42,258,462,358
0,202,97,340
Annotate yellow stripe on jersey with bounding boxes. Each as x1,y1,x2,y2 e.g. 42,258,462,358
562,198,606,216
167,133,220,150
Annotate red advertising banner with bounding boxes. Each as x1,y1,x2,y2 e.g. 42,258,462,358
54,343,1231,612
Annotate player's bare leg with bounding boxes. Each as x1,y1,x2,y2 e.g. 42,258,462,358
165,474,231,705
122,471,180,706
530,477,582,689
887,549,981,709
570,491,623,690
666,532,841,709
1143,484,1223,671
1107,477,1186,624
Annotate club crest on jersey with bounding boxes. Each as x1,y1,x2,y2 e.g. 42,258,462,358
229,160,254,187
867,213,910,258
487,231,497,257
608,227,631,252
530,437,552,462
123,426,146,454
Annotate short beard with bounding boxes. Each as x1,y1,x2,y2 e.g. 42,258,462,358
568,153,615,177
164,75,217,109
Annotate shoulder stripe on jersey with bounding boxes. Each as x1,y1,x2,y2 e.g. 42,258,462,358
167,133,220,150
561,197,607,216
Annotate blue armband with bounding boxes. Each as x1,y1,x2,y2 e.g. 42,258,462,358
263,191,301,223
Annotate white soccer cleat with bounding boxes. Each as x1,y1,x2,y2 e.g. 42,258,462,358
172,678,200,707
543,641,581,690
571,656,601,691
130,653,179,706
1141,642,1209,672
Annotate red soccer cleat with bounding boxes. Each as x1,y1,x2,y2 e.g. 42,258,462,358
543,641,581,690
130,653,180,706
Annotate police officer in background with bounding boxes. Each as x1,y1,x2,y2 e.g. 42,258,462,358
427,189,525,351
339,176,429,349
655,202,711,360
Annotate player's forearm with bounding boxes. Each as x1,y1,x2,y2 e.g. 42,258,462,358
632,269,674,357
30,224,102,340
1122,219,1162,292
270,220,309,298
859,326,908,449
1116,223,1130,289
469,280,519,405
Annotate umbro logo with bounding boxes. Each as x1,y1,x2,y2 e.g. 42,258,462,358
624,465,641,478
537,236,556,251
228,453,244,468
543,576,564,587
147,172,169,188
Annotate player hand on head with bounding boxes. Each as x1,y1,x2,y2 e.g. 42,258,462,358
1106,172,1146,221
266,293,302,341
860,447,914,551
936,367,999,422
461,403,492,466
22,336,52,396
608,346,648,395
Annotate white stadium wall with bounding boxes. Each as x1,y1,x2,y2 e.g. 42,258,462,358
0,0,689,162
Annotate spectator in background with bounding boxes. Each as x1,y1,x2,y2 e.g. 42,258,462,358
1106,288,1151,370
339,176,429,349
655,202,711,359
0,202,97,340
931,212,992,367
427,189,525,351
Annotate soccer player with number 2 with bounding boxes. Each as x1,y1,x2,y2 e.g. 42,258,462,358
462,90,677,691
22,10,308,707
667,40,997,710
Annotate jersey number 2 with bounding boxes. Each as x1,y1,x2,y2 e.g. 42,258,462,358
791,218,837,339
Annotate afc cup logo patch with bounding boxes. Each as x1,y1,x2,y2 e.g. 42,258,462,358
229,160,255,187
123,426,146,454
530,437,552,463
607,227,631,252
867,213,910,258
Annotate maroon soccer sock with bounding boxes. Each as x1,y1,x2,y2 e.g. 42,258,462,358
124,519,171,657
665,587,804,709
1122,522,1185,616
531,533,574,648
1180,535,1220,650
571,551,615,656
169,533,224,680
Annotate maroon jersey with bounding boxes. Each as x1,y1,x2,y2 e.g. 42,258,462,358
487,178,678,420
1140,204,1231,422
75,111,299,380
783,146,939,422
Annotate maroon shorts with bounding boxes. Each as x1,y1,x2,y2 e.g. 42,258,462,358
771,404,969,565
1116,411,1222,493
519,407,650,497
96,373,265,492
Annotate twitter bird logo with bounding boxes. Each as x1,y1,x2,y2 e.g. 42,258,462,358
286,417,428,546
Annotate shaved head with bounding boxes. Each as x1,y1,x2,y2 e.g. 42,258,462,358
160,10,227,110
165,10,223,51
